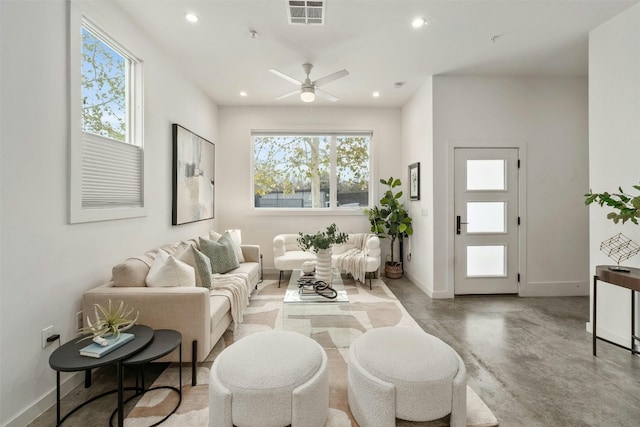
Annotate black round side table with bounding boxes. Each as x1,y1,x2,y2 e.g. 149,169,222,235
49,325,153,427
110,329,182,427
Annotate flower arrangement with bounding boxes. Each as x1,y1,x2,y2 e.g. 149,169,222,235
78,299,139,341
297,223,348,252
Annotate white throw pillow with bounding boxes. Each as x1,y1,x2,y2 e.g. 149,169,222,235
175,242,201,287
224,229,245,263
146,250,196,287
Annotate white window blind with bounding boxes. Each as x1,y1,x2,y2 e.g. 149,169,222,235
81,133,143,208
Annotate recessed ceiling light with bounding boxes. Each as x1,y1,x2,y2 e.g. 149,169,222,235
185,13,199,23
372,91,380,98
239,91,248,97
412,17,427,28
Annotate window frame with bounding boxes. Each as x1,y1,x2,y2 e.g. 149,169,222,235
251,130,373,215
69,2,145,223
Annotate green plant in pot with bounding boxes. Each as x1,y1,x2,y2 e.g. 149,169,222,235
364,177,413,279
298,223,348,283
584,184,640,224
297,223,349,252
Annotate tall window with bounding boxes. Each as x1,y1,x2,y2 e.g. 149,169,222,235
69,2,144,223
81,26,127,142
252,132,371,209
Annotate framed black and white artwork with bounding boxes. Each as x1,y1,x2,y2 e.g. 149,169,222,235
409,162,420,201
172,124,215,225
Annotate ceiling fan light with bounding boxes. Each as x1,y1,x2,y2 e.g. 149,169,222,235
301,88,315,102
412,17,427,28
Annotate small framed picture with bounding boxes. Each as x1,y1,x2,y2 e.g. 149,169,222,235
409,162,420,201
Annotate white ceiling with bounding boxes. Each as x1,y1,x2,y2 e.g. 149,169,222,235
114,0,639,107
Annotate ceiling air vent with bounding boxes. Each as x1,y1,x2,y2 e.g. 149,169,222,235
288,1,325,25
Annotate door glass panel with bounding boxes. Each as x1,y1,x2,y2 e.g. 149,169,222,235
467,245,506,277
467,160,505,190
467,202,505,233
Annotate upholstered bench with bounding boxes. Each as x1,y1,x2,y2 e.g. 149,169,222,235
209,330,329,427
348,326,467,426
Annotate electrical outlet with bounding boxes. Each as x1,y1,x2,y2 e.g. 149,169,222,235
42,325,54,349
76,311,83,332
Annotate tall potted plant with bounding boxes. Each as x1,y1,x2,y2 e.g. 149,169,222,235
364,177,413,278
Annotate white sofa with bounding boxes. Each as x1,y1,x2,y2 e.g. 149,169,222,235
273,233,381,288
83,234,260,385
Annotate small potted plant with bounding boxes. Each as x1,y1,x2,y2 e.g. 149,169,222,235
78,299,139,342
298,223,348,282
364,177,413,278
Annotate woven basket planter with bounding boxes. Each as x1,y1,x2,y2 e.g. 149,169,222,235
384,262,403,279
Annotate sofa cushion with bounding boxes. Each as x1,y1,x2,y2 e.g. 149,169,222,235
228,261,260,284
199,235,240,274
225,229,245,263
210,294,232,328
146,250,196,288
175,242,202,287
274,250,316,271
191,246,214,289
112,252,156,287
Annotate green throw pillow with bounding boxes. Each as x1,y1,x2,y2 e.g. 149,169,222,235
199,235,240,274
191,246,214,289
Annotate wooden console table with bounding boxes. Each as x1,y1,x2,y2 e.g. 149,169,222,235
593,265,640,355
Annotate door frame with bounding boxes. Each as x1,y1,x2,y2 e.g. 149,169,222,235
446,140,528,297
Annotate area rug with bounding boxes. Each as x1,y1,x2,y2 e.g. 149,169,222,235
124,278,499,426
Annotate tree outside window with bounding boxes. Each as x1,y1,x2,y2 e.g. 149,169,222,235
253,133,370,209
81,26,127,143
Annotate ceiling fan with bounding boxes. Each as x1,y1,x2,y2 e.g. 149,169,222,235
269,63,349,103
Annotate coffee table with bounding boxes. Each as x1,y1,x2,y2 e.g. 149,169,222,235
283,269,351,348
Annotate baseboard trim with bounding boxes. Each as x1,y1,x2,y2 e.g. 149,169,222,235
519,280,589,297
403,272,453,299
4,372,83,427
585,321,633,349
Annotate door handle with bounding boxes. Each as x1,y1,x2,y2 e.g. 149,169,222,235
456,215,469,235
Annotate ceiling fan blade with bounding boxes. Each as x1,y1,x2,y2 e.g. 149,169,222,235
312,69,349,87
275,89,301,100
269,69,302,86
315,88,339,102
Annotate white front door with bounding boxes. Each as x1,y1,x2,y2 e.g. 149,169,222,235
454,148,519,295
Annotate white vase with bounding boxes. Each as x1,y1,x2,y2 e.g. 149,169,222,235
315,248,332,283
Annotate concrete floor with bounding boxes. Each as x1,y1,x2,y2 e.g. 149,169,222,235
29,275,640,426
385,276,640,426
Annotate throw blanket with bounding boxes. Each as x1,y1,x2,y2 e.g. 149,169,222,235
210,273,250,325
336,233,370,283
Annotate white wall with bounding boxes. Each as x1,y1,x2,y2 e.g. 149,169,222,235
401,78,435,295
588,4,640,346
419,76,590,297
0,1,219,425
216,106,402,269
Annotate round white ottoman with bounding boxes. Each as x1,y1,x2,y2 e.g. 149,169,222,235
348,326,466,427
209,330,329,427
